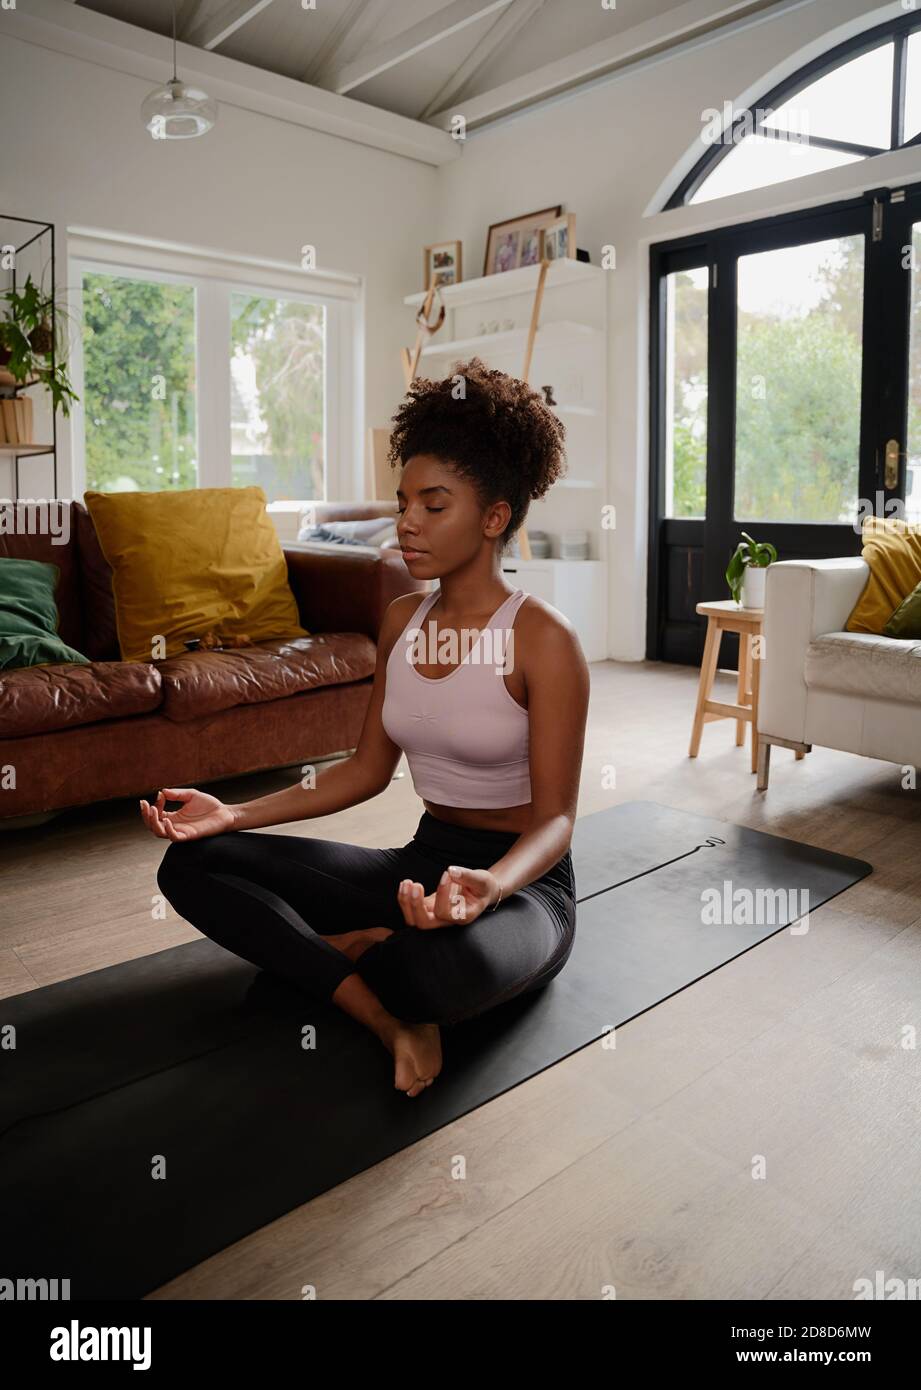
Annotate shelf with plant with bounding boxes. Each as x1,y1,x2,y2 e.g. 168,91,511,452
0,275,79,437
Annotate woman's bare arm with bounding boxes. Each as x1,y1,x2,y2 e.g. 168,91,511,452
229,593,422,831
484,602,590,901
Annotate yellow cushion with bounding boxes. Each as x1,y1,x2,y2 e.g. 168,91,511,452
84,486,308,662
846,516,921,634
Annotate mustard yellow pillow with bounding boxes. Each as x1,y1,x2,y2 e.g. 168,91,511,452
846,516,921,635
84,486,308,662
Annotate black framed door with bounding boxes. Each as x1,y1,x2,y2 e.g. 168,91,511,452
648,182,921,663
876,183,921,517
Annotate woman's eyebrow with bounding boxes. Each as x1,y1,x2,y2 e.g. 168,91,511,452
396,485,454,499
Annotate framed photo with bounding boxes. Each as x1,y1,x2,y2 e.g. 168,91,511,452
483,206,562,276
423,240,462,290
540,213,576,263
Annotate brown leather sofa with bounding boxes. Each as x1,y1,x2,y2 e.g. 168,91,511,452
0,499,421,827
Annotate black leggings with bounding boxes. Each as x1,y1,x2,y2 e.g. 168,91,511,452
156,810,577,1028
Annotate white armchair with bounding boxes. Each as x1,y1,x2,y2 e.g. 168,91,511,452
758,557,921,789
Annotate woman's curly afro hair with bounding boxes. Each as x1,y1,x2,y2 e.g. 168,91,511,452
386,356,567,551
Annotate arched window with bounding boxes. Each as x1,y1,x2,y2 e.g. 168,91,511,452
668,12,921,208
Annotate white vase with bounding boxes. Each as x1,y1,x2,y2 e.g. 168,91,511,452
741,565,767,609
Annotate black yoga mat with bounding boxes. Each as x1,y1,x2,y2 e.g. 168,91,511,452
0,801,870,1299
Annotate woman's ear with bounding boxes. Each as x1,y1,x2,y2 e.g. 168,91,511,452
485,499,512,541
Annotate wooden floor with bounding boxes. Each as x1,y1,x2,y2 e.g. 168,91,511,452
2,659,920,1300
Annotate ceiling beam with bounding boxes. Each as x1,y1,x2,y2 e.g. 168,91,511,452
425,0,803,131
301,0,387,88
7,0,458,165
177,0,206,36
418,0,545,122
184,0,276,52
332,0,514,95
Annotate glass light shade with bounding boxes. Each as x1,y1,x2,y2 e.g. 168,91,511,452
141,78,216,139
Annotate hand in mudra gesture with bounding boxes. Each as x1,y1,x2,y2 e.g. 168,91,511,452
398,865,500,929
139,788,237,841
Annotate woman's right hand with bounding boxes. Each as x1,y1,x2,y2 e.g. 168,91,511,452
139,788,238,841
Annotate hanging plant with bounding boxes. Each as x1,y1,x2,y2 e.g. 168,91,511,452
0,274,79,417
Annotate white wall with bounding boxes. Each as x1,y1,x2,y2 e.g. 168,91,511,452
0,29,438,504
3,0,918,660
435,0,915,659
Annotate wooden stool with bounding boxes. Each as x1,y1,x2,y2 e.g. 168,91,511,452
689,600,765,774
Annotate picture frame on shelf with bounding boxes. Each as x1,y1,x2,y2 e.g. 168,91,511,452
483,205,561,276
540,213,576,262
423,240,462,290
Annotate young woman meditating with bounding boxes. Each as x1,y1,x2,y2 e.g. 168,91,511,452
144,356,590,1099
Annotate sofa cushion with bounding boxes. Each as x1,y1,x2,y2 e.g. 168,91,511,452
805,631,921,703
0,557,91,670
0,500,84,653
156,632,376,723
83,486,308,662
0,660,163,738
298,518,398,547
847,516,921,634
884,578,921,639
75,501,120,662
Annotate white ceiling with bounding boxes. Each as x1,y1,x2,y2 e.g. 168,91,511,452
74,0,789,129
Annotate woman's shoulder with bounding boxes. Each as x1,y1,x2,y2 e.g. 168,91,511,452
515,589,575,637
385,588,433,629
377,589,432,663
514,590,586,666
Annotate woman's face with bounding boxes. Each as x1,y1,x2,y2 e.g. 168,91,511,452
396,453,509,575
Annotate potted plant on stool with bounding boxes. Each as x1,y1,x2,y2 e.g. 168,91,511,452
726,532,777,609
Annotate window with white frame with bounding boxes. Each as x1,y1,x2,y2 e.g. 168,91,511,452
68,236,361,501
80,267,199,493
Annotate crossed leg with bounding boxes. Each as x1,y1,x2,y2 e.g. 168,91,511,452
156,828,573,1094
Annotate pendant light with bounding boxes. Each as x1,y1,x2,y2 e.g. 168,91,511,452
141,1,217,140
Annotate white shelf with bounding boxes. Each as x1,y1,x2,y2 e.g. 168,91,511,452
404,258,604,309
399,252,608,661
420,319,600,358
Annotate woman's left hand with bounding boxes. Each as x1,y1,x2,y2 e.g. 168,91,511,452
398,866,500,929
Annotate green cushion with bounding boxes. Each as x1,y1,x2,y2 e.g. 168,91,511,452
0,557,91,670
883,579,921,639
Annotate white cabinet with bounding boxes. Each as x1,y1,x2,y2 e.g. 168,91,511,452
501,558,607,663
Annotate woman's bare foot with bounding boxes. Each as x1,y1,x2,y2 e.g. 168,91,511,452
319,925,394,963
383,1021,443,1098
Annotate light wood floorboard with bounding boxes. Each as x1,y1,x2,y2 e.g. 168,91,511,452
2,660,919,1299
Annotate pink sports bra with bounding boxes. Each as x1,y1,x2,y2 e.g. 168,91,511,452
381,586,531,809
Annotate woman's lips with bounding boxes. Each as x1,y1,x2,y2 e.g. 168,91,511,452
401,547,427,560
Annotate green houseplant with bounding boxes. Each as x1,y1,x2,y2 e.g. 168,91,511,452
0,275,79,417
726,531,777,608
